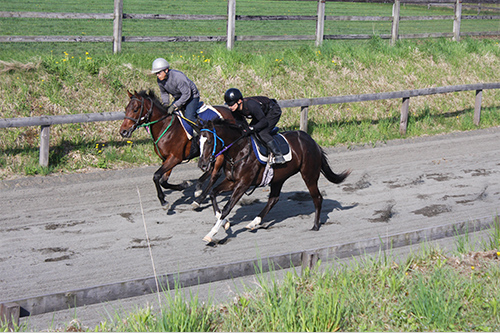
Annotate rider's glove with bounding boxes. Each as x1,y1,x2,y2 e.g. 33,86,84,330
243,127,254,137
167,104,177,114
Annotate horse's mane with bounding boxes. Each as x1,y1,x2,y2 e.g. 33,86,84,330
136,90,168,114
209,118,243,133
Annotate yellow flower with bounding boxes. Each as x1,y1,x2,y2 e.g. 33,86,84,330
471,266,475,270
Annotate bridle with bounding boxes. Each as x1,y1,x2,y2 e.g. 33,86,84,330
125,95,174,161
124,96,154,133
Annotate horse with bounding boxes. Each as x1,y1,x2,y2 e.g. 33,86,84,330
198,119,351,243
119,90,234,207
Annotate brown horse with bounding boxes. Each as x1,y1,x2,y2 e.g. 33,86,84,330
119,90,234,207
198,119,351,243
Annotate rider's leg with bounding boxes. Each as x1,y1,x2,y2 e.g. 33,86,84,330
258,127,285,164
184,96,200,125
267,140,285,164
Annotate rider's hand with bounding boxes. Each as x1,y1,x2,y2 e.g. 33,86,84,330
243,127,254,137
167,104,177,114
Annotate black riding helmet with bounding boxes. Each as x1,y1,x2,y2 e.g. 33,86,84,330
224,88,243,106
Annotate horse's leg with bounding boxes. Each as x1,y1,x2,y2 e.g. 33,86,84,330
302,176,323,231
153,156,182,206
194,169,211,198
245,181,284,230
203,181,248,243
158,157,192,191
192,154,225,209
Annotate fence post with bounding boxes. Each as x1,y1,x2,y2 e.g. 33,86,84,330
399,97,410,135
39,125,50,167
301,251,318,274
391,0,400,46
315,0,326,47
113,0,123,54
0,303,20,330
227,0,236,50
474,89,483,125
300,106,309,133
453,0,462,42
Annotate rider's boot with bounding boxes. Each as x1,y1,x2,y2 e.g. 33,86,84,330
267,140,285,164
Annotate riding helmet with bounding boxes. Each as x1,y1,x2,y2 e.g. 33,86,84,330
151,58,170,74
224,88,243,106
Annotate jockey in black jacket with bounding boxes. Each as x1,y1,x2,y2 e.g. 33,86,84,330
224,88,285,164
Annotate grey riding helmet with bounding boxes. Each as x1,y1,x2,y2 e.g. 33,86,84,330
151,58,170,74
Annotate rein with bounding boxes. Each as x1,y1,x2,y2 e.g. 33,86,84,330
201,127,251,179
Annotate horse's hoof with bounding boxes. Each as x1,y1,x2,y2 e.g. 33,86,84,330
245,217,262,230
224,220,231,230
202,235,212,243
194,189,202,198
191,201,200,210
161,201,168,207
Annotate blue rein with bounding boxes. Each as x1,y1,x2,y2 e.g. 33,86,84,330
201,128,225,158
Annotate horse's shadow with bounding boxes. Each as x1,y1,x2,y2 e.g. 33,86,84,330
162,176,223,215
201,190,357,246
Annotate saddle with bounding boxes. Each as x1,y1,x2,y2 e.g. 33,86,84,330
250,129,292,165
177,102,223,140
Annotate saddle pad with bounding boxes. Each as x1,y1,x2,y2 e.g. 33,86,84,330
251,133,292,165
179,103,223,140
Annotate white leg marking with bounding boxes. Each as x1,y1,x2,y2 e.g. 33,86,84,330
245,216,262,230
194,189,202,197
203,217,227,242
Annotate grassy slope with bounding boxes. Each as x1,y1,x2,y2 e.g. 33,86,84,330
1,37,499,179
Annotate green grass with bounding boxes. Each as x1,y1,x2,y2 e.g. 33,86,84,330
0,1,499,180
1,36,500,179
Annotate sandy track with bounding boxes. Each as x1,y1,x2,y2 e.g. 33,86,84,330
1,127,500,327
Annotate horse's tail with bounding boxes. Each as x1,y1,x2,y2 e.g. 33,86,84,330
320,147,351,184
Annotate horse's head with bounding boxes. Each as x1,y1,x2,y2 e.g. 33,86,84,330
198,119,244,172
119,90,154,138
198,120,218,172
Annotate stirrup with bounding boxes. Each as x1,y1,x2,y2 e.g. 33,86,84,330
270,154,285,165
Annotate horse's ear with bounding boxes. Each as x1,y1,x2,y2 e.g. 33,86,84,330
127,90,133,98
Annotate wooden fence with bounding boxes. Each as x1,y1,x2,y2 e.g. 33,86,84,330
0,82,499,167
0,215,496,328
0,0,499,52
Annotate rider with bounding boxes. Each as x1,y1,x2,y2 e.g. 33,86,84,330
224,88,285,164
151,57,200,130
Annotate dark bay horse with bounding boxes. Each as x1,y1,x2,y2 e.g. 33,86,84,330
198,119,351,243
119,90,234,207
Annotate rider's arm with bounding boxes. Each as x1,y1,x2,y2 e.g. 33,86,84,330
246,99,268,131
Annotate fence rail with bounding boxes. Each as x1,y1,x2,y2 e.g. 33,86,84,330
1,82,499,167
0,0,499,51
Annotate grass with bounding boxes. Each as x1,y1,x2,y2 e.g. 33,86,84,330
5,218,500,332
1,36,499,179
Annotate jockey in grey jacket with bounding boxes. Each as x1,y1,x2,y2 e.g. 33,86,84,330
151,58,200,127
157,69,200,111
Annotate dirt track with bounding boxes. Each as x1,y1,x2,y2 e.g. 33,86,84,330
1,127,500,329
